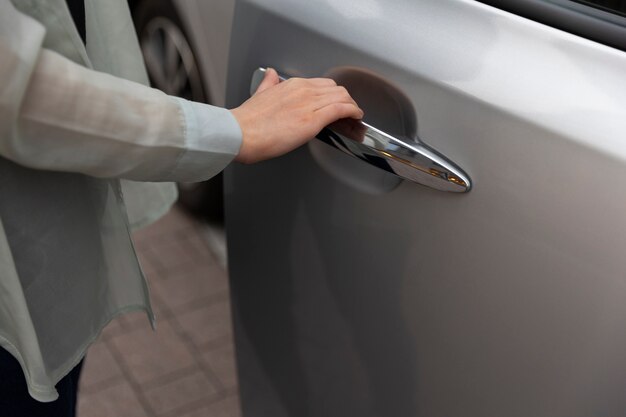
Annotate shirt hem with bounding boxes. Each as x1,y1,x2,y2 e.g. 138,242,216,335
0,304,155,403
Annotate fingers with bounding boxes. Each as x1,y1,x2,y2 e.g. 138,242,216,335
256,68,280,94
313,89,359,110
311,85,359,115
315,102,364,129
306,83,363,126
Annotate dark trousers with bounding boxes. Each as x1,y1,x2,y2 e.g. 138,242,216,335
0,348,84,417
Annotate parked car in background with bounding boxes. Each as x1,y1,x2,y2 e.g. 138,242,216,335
130,0,237,221
133,0,626,416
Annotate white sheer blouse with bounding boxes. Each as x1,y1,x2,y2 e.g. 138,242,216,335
0,0,242,401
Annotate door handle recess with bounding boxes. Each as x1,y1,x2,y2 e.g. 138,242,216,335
250,68,472,192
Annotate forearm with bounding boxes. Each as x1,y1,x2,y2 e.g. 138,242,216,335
5,49,241,182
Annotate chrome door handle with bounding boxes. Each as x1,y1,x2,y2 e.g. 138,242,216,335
250,68,472,192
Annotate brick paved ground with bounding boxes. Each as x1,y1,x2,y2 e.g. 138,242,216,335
78,206,240,417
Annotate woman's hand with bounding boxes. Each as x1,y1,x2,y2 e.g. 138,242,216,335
230,68,364,164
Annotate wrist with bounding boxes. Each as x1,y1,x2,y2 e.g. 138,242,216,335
230,108,250,163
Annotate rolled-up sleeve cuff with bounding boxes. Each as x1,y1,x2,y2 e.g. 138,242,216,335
168,97,243,182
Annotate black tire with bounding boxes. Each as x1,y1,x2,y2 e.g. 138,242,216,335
131,0,224,223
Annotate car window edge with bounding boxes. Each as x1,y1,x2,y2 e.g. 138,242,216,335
475,0,626,52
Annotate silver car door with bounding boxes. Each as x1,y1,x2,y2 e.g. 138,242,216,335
224,1,626,416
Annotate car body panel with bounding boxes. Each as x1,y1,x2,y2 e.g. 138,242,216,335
222,0,626,416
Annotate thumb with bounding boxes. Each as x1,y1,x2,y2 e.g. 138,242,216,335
255,68,280,94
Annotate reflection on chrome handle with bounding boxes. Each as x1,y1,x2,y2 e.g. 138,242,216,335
250,67,472,192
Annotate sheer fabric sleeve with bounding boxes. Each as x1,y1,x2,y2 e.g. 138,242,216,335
0,1,242,183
